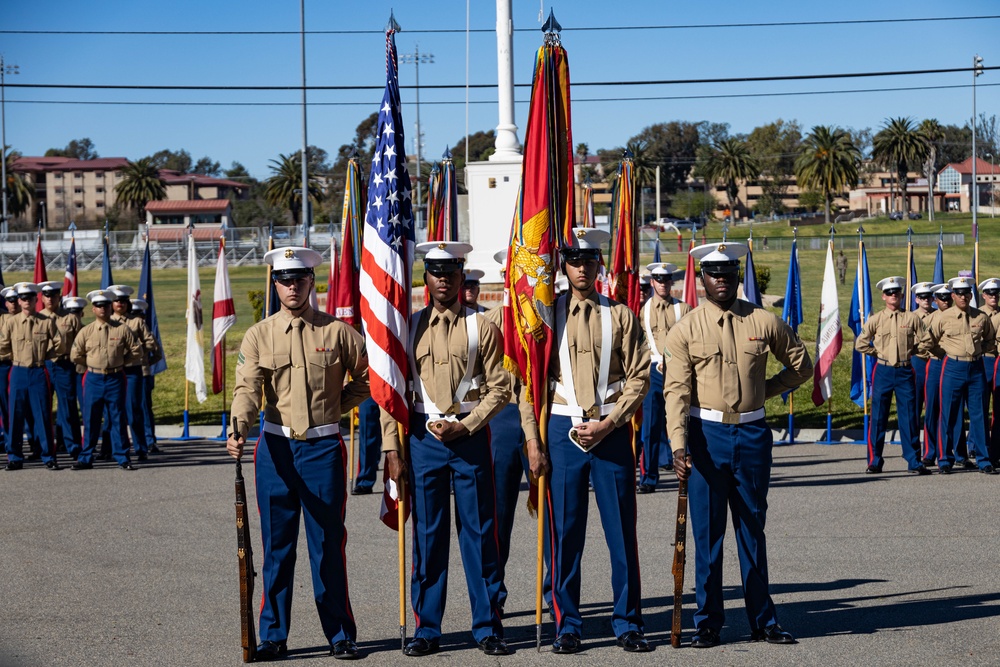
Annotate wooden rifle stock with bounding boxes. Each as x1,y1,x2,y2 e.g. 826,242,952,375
233,417,258,662
670,469,689,648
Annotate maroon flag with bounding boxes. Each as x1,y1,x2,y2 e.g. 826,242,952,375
211,238,236,395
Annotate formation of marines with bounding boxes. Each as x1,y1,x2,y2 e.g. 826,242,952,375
1,281,162,472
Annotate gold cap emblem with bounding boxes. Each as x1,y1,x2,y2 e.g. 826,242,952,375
437,242,447,250
718,244,726,251
284,248,295,259
576,229,587,239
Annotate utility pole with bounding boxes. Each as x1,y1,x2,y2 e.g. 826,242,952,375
299,0,310,247
1,55,19,237
400,45,434,230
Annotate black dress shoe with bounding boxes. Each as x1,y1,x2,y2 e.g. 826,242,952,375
552,633,581,654
26,452,41,462
71,461,93,470
909,465,931,475
920,457,936,467
961,460,978,470
750,624,796,644
97,453,112,462
4,460,23,471
691,627,721,648
478,635,510,656
255,640,287,661
330,639,359,659
662,462,674,471
616,630,651,652
865,464,882,474
350,486,373,495
636,484,655,495
137,452,148,461
45,460,61,471
119,463,137,471
403,637,439,657
980,465,997,475
149,444,161,453
939,465,953,475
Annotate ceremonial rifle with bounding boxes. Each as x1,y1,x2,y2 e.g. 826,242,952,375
233,417,258,662
671,455,690,648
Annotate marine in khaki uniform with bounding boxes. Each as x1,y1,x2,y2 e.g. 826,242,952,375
228,247,369,661
38,280,83,459
109,285,161,460
520,227,652,654
61,296,88,422
918,276,998,474
665,242,812,649
854,276,928,474
461,268,488,313
638,262,691,492
0,287,16,453
1,282,61,470
381,242,512,657
909,283,937,458
130,298,161,453
978,279,1000,461
920,284,955,465
70,289,141,470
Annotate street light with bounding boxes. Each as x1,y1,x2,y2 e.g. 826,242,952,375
1,55,19,237
400,44,434,230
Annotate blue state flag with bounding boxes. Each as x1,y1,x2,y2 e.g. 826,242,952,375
780,239,803,401
848,242,874,408
652,237,661,263
742,245,762,307
138,238,167,376
932,240,944,286
906,248,918,311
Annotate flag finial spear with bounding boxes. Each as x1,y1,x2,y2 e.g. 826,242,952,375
793,226,798,240
857,224,865,241
442,146,452,160
385,10,401,34
721,223,729,242
68,221,76,238
829,224,836,241
907,225,913,242
541,9,562,34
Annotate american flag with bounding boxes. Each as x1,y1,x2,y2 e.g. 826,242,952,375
62,236,78,297
359,25,414,427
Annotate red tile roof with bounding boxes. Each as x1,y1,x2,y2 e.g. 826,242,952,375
12,156,129,173
145,199,231,213
147,227,225,241
944,157,1000,175
158,169,247,189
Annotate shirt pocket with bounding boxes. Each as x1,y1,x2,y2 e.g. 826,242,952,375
260,352,292,394
690,341,720,368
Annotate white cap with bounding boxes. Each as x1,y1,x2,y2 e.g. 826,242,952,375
131,298,148,312
690,242,749,265
912,281,935,295
565,227,610,254
61,296,87,311
416,241,472,262
555,275,569,293
979,278,1000,292
493,248,508,265
932,283,951,296
640,273,651,286
876,276,904,292
264,247,323,276
463,269,485,283
13,282,40,296
646,262,678,277
1,287,14,300
38,280,63,294
107,284,135,299
947,277,974,291
87,289,114,305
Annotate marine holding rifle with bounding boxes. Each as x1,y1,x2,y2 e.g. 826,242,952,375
227,246,371,661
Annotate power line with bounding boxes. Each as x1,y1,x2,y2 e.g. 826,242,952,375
8,81,1000,108
7,65,998,92
1,15,996,35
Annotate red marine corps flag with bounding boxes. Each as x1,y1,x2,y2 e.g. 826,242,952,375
211,236,236,395
609,150,640,314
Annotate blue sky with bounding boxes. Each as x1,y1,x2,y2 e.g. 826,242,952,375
3,1,998,179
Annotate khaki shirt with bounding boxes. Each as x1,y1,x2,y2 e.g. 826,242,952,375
486,304,543,441
913,308,936,360
982,303,1000,356
663,298,813,450
40,307,82,359
114,313,163,369
854,308,923,365
380,301,511,452
231,306,369,438
71,318,141,371
918,306,998,359
0,311,61,366
0,312,11,362
642,295,692,359
520,291,650,442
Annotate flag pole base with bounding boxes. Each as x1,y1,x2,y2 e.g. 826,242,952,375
536,624,542,653
400,625,406,653
217,410,228,441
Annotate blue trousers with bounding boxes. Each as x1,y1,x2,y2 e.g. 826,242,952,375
640,365,669,485
489,402,532,609
255,430,355,645
912,356,927,437
546,414,643,638
866,364,921,470
79,371,130,466
0,360,10,444
124,366,149,453
352,397,381,491
47,359,81,458
4,367,55,463
689,416,778,633
408,415,503,643
923,358,942,463
143,374,157,447
940,358,991,470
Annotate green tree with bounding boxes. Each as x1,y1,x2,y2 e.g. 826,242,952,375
45,137,99,160
264,152,323,227
148,148,193,173
920,118,945,221
798,189,824,213
224,161,256,185
794,126,860,224
701,137,760,220
872,117,929,216
114,157,166,223
747,119,802,216
192,156,221,176
668,189,716,221
3,146,32,219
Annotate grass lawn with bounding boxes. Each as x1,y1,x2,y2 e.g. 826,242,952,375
6,211,991,429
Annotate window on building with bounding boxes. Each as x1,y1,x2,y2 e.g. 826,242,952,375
96,171,104,178
54,187,63,195
74,172,83,180
74,202,84,209
74,187,83,194
96,201,105,208
938,168,961,194
96,187,104,194
53,172,62,180
55,201,64,208
115,171,123,179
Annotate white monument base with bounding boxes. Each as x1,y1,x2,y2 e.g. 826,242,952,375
464,157,523,284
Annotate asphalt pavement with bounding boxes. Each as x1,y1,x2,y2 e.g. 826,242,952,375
2,438,999,666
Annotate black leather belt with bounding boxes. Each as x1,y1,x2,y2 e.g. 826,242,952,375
13,362,45,369
88,366,124,375
877,360,911,368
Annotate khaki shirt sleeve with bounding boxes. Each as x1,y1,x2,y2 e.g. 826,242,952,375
339,326,371,413
231,325,264,438
606,307,650,429
138,320,161,363
517,379,541,443
70,325,88,367
459,318,511,435
918,316,942,358
662,322,693,452
763,316,813,399
123,325,142,365
854,315,877,357
984,316,998,357
0,318,11,360
45,317,61,361
379,405,403,453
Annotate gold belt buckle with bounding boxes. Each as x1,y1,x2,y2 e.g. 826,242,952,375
583,406,600,419
289,429,301,440
446,402,461,416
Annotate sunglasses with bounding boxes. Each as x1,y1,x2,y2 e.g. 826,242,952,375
883,289,902,296
983,290,999,297
5,298,17,304
93,303,110,308
916,294,932,300
952,289,972,296
935,294,952,300
651,275,672,283
274,275,311,286
17,294,34,301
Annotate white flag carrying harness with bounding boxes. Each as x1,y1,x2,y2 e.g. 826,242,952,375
643,298,682,370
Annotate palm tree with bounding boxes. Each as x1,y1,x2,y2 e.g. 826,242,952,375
264,152,323,227
920,118,945,222
115,157,166,220
3,146,32,219
872,117,929,216
702,137,760,221
794,126,861,224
